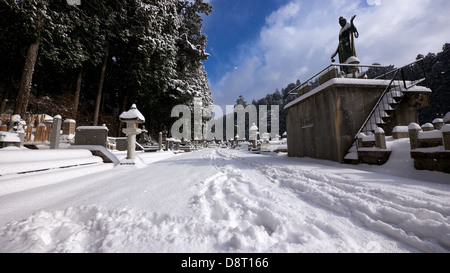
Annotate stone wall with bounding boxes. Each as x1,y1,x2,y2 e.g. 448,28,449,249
408,122,450,173
286,79,390,163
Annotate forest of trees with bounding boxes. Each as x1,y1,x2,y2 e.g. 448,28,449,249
0,0,213,137
416,43,450,124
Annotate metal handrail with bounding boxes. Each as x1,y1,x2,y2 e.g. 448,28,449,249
351,58,427,151
374,58,425,80
289,63,390,95
353,69,400,143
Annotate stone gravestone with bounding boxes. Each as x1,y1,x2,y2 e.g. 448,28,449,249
63,119,76,135
74,125,109,147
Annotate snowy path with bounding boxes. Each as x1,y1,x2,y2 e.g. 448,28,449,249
0,148,449,253
201,149,450,252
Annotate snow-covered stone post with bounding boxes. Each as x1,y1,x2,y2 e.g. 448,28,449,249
159,132,163,151
374,127,386,149
442,124,450,150
421,123,434,132
408,123,422,150
119,104,145,163
432,118,444,130
250,123,259,148
50,115,62,149
357,133,365,148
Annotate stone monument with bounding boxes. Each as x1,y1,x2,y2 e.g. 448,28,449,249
119,104,145,164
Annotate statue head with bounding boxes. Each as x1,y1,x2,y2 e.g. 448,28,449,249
339,16,347,27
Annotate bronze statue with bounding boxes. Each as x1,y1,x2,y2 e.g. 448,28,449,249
331,15,359,74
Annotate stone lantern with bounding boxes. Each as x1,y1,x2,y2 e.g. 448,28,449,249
119,104,145,163
249,123,259,148
234,134,240,147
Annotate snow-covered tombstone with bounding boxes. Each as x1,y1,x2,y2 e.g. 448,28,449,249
61,119,76,144
62,119,76,136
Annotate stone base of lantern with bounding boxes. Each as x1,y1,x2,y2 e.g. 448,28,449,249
120,158,137,165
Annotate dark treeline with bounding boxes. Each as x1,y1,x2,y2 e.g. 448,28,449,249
416,43,450,124
0,0,213,137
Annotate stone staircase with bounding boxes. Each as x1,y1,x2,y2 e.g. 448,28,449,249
345,59,428,162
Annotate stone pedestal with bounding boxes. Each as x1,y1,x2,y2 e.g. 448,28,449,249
285,77,430,163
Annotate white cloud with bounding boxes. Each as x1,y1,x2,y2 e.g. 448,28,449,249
211,0,450,108
357,0,450,65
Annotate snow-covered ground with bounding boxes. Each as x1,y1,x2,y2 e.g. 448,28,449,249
0,142,449,253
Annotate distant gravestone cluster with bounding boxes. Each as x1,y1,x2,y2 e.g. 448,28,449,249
0,113,76,149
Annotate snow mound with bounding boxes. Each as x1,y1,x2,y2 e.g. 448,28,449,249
0,148,103,176
0,206,184,253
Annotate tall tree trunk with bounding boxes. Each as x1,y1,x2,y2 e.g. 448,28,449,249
93,46,109,126
72,66,83,120
0,77,13,114
14,37,40,117
0,87,5,114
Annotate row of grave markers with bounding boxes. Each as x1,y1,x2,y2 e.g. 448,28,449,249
0,113,76,144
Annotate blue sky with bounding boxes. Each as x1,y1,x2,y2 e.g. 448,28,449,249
200,0,450,109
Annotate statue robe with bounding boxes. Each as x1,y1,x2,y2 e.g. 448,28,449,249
338,22,358,72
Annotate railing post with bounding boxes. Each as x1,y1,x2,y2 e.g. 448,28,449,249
375,127,386,149
421,58,428,87
401,68,407,89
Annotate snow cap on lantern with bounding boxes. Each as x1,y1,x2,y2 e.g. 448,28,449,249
119,104,145,123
